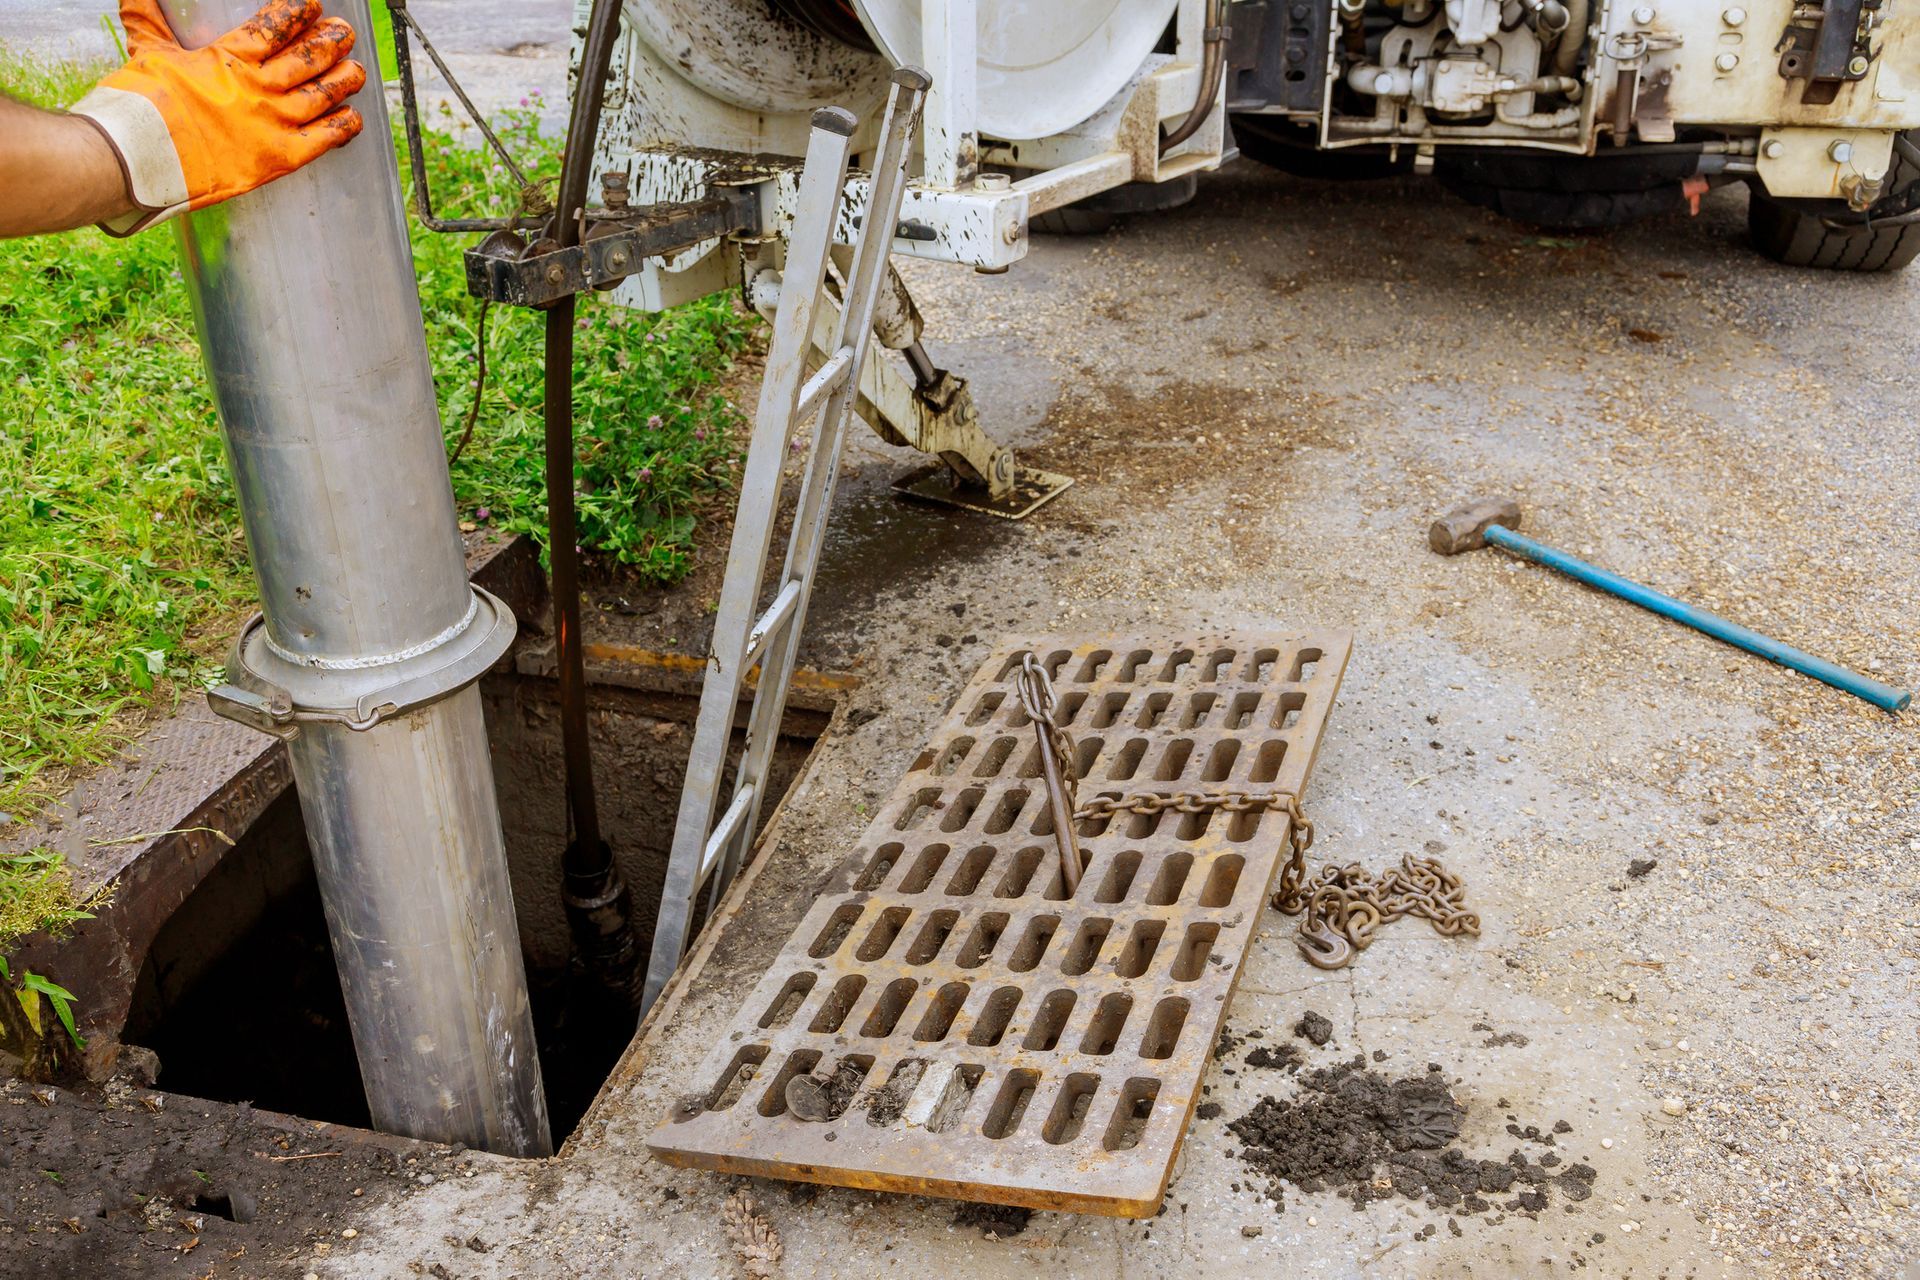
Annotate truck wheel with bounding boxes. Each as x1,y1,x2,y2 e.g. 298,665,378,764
1231,115,1407,181
1747,139,1920,271
1028,175,1197,236
1030,206,1118,236
1435,149,1703,230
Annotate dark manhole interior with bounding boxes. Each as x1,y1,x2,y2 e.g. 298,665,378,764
122,675,823,1145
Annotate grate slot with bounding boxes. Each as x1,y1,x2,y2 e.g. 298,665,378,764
944,846,996,895
1060,919,1112,976
913,982,970,1041
1199,855,1245,907
854,844,904,890
974,736,1018,777
1103,1078,1160,1152
966,986,1022,1047
860,978,917,1037
925,737,974,776
810,975,866,1033
809,904,862,958
1074,649,1114,682
1170,922,1220,982
897,844,950,893
1022,990,1077,1051
1112,919,1166,979
703,1045,769,1114
759,973,817,1030
1007,915,1061,971
1043,1073,1101,1145
1091,850,1143,903
923,1063,985,1133
992,847,1043,898
956,912,1009,968
866,1059,928,1126
758,1049,822,1117
905,909,960,964
1138,997,1190,1060
856,906,912,961
897,787,943,831
983,1069,1040,1139
1079,994,1133,1056
1106,739,1148,780
1144,851,1193,905
650,630,1350,1217
1250,739,1287,783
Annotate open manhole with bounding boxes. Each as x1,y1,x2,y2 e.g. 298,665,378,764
118,663,828,1144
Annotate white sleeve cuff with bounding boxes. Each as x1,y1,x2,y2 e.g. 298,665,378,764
69,85,190,236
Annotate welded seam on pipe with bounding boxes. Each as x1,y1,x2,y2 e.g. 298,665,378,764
262,591,480,670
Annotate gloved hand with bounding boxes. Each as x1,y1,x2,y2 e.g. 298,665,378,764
70,0,365,235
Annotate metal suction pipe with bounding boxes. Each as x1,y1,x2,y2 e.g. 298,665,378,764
546,0,644,1012
164,0,551,1157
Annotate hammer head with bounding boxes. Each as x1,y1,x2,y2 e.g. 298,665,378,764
1430,496,1522,555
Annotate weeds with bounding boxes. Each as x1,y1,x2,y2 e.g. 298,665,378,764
409,96,751,577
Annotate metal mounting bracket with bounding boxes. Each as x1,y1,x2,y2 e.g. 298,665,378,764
463,188,761,308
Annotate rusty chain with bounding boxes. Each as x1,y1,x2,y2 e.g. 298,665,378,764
1011,654,1477,971
1291,855,1480,970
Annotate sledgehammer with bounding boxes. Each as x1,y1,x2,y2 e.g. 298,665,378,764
1430,497,1910,712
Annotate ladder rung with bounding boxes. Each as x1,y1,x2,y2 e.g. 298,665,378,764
744,580,803,668
796,346,853,422
699,783,757,883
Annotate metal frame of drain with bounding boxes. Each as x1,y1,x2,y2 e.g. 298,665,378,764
649,631,1352,1217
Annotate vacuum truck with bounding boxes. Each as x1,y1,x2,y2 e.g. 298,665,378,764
583,0,1920,285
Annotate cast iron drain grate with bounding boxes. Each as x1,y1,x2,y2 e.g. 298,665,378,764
649,631,1351,1216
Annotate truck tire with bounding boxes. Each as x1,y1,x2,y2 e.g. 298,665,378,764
1030,206,1118,236
1747,139,1920,271
1231,115,1407,181
1028,174,1196,236
1436,149,1702,230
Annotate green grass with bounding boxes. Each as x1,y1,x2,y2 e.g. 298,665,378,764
0,54,755,952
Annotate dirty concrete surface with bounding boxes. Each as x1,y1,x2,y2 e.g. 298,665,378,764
306,167,1915,1278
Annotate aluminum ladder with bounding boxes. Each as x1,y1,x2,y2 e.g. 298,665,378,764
642,69,930,1011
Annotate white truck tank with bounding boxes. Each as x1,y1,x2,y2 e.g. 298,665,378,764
605,0,1177,154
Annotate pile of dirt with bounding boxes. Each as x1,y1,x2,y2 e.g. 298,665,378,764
1293,1011,1335,1046
1245,1043,1304,1072
1227,1057,1596,1218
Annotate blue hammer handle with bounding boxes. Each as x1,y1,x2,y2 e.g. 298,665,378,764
1483,523,1910,712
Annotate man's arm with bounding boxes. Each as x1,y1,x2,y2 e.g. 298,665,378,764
1,0,363,241
0,98,137,237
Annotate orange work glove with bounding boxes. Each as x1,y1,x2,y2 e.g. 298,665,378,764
69,0,365,235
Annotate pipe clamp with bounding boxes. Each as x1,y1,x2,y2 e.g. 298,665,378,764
209,586,517,736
